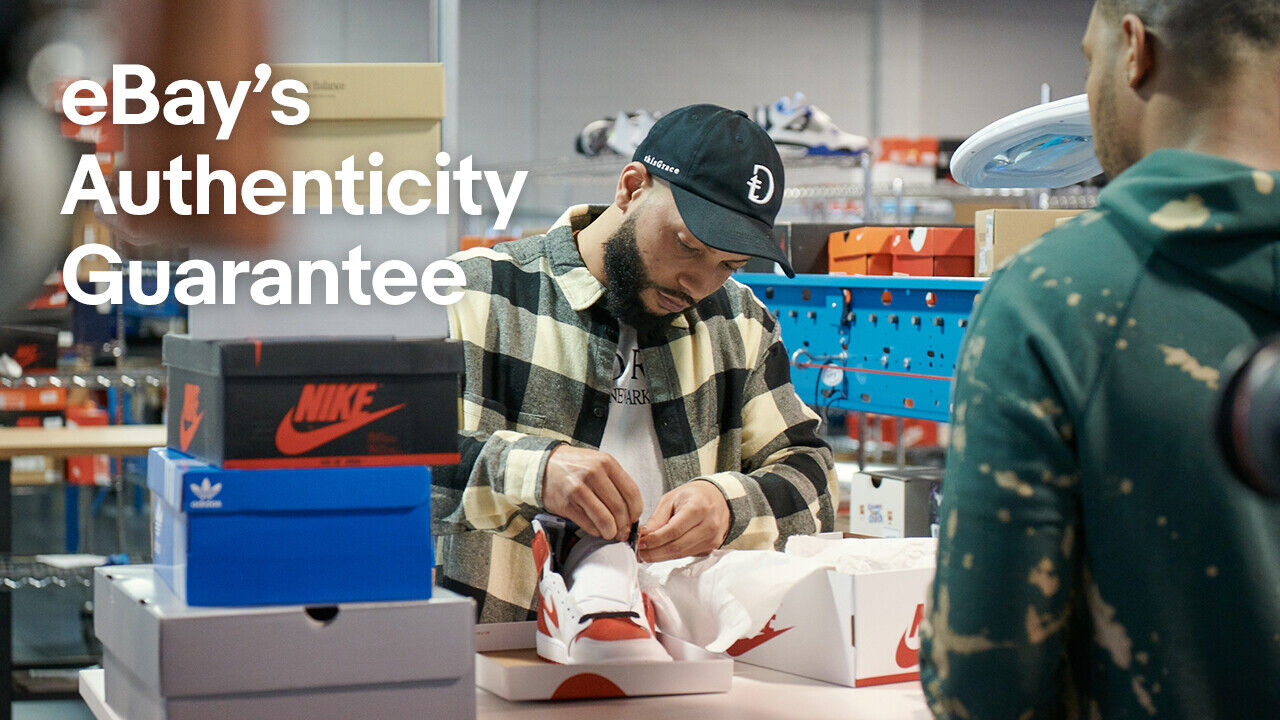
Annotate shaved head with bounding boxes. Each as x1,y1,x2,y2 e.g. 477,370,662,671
1094,0,1280,80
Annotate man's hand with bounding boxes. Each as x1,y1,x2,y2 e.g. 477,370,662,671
542,445,643,541
637,480,730,562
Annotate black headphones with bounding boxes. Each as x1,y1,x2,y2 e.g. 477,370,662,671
1215,337,1280,500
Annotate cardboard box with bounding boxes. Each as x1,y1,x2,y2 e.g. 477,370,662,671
0,387,67,486
163,334,460,469
974,209,1081,276
727,545,936,687
848,467,943,539
272,63,445,207
95,566,475,720
890,227,975,277
829,227,904,276
474,621,732,701
147,447,434,606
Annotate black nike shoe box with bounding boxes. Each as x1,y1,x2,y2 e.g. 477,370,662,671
163,334,461,469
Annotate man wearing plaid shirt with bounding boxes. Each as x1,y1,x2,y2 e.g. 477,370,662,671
436,105,837,622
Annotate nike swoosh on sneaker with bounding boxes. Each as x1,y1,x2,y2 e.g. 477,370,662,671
274,403,404,455
179,411,204,452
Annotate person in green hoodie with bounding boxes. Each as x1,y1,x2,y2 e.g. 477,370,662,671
921,1,1280,718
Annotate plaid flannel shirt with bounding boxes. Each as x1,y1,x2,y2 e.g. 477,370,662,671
434,205,836,623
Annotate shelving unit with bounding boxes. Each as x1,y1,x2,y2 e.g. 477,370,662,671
482,151,1097,231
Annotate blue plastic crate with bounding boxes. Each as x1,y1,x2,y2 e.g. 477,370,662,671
736,273,986,422
147,447,434,606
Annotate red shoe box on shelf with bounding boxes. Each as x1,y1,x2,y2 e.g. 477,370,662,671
890,227,975,277
829,227,905,276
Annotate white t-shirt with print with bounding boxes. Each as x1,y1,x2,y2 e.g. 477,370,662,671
597,324,664,522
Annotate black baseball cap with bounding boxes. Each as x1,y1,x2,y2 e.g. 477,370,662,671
632,104,793,277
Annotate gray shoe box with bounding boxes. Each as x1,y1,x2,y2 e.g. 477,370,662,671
94,565,475,720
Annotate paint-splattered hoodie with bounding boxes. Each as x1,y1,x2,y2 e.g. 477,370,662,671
921,149,1280,719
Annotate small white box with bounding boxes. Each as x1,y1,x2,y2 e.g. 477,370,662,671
95,565,476,720
848,467,943,538
474,621,733,701
727,552,935,687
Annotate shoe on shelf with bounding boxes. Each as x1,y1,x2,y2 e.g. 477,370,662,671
532,513,671,664
575,116,615,157
605,109,660,157
754,92,868,156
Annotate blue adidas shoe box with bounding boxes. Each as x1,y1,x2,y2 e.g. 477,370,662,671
147,447,434,607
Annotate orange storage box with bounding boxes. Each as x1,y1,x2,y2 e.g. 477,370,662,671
829,227,905,276
890,227,975,277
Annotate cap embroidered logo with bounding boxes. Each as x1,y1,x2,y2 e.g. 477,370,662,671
747,164,775,205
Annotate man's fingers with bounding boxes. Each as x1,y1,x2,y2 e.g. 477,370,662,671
639,502,700,549
639,522,716,562
639,494,675,539
572,493,617,540
583,470,630,541
603,456,645,525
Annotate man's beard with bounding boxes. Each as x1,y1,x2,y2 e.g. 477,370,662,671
1091,80,1138,180
602,214,684,332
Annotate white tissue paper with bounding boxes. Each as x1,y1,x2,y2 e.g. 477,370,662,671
784,535,937,574
638,550,829,653
638,536,937,654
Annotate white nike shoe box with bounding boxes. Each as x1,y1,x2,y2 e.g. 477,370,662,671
725,537,936,688
94,565,476,720
474,621,732,701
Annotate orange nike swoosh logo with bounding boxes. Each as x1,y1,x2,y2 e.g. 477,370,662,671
541,595,558,629
895,631,920,668
179,411,204,452
274,404,404,455
726,617,792,657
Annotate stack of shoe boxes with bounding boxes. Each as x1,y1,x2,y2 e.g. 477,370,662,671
95,334,477,720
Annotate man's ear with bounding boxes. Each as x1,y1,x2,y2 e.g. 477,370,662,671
614,162,650,212
1121,13,1153,88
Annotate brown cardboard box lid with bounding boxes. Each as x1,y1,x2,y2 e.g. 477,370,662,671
272,63,445,121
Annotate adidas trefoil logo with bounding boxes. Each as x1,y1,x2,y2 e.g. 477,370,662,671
189,478,223,508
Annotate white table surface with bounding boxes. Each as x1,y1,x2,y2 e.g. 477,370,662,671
84,665,931,720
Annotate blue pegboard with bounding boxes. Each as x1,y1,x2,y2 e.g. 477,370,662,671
736,273,986,423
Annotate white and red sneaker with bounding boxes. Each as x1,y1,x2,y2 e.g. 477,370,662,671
532,514,671,664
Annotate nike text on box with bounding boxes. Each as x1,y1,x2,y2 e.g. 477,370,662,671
474,621,733,701
147,447,435,606
163,334,461,468
94,565,476,720
726,539,936,688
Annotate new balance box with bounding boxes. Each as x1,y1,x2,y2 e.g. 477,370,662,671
148,447,434,606
474,621,732,701
848,466,943,539
890,226,975,277
727,536,936,688
94,566,475,720
163,334,460,469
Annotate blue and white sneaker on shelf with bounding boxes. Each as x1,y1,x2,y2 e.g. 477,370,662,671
755,92,868,157
575,116,615,157
532,514,671,665
605,109,660,157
